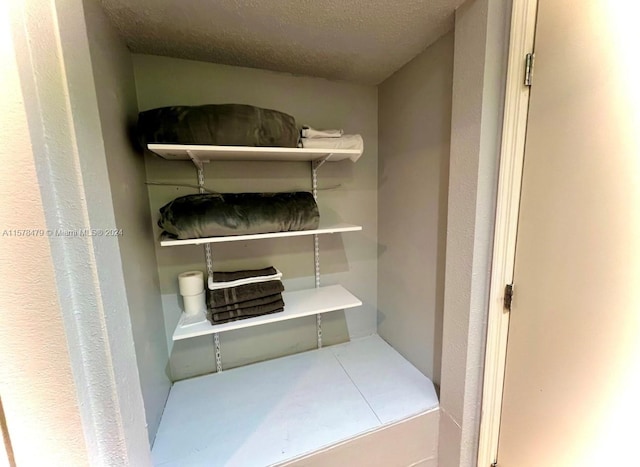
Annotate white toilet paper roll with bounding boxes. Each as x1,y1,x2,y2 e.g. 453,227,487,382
183,291,206,316
178,271,204,296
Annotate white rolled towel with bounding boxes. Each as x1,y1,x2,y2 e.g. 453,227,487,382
301,125,344,138
208,268,283,291
300,134,364,162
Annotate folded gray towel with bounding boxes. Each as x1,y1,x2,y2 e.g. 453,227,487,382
209,297,285,324
209,293,283,313
211,308,284,325
208,280,285,308
158,192,320,240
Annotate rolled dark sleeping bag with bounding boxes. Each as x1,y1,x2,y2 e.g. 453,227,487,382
138,104,299,148
158,192,320,239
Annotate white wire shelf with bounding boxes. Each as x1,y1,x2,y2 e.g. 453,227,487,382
160,223,362,246
147,143,361,162
172,284,362,341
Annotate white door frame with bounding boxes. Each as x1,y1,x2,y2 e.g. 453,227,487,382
476,0,539,465
5,0,152,464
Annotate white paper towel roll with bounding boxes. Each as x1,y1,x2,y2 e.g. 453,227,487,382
178,271,204,296
183,291,206,316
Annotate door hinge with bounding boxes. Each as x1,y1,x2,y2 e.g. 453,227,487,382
491,462,498,467
524,52,535,86
504,284,514,311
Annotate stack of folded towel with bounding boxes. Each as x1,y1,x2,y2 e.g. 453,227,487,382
207,267,285,324
299,125,364,162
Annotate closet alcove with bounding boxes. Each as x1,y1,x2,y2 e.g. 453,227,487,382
87,0,460,464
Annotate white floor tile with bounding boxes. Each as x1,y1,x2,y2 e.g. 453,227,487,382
152,335,438,466
330,336,439,424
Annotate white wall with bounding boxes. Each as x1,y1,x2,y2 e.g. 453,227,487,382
132,55,378,380
377,31,454,386
1,0,151,464
0,4,89,464
83,0,170,443
438,0,511,465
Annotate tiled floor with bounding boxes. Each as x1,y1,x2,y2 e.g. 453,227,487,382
152,335,438,467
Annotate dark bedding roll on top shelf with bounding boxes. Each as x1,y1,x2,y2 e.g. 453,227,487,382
138,103,299,148
139,103,362,162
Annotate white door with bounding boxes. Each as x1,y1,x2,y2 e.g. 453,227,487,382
496,0,640,465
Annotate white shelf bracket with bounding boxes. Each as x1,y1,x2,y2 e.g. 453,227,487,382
190,150,220,369
191,158,215,278
193,161,215,278
312,153,334,173
186,150,205,171
214,333,222,372
316,314,323,349
310,156,333,350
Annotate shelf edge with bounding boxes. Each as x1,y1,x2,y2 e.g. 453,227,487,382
160,224,362,246
172,285,362,340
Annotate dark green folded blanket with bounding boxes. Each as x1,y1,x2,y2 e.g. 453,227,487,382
138,104,299,148
208,297,285,324
208,280,285,308
158,192,320,239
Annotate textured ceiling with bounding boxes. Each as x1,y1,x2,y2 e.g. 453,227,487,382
98,0,465,85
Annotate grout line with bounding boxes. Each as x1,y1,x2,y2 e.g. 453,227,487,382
331,351,383,425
